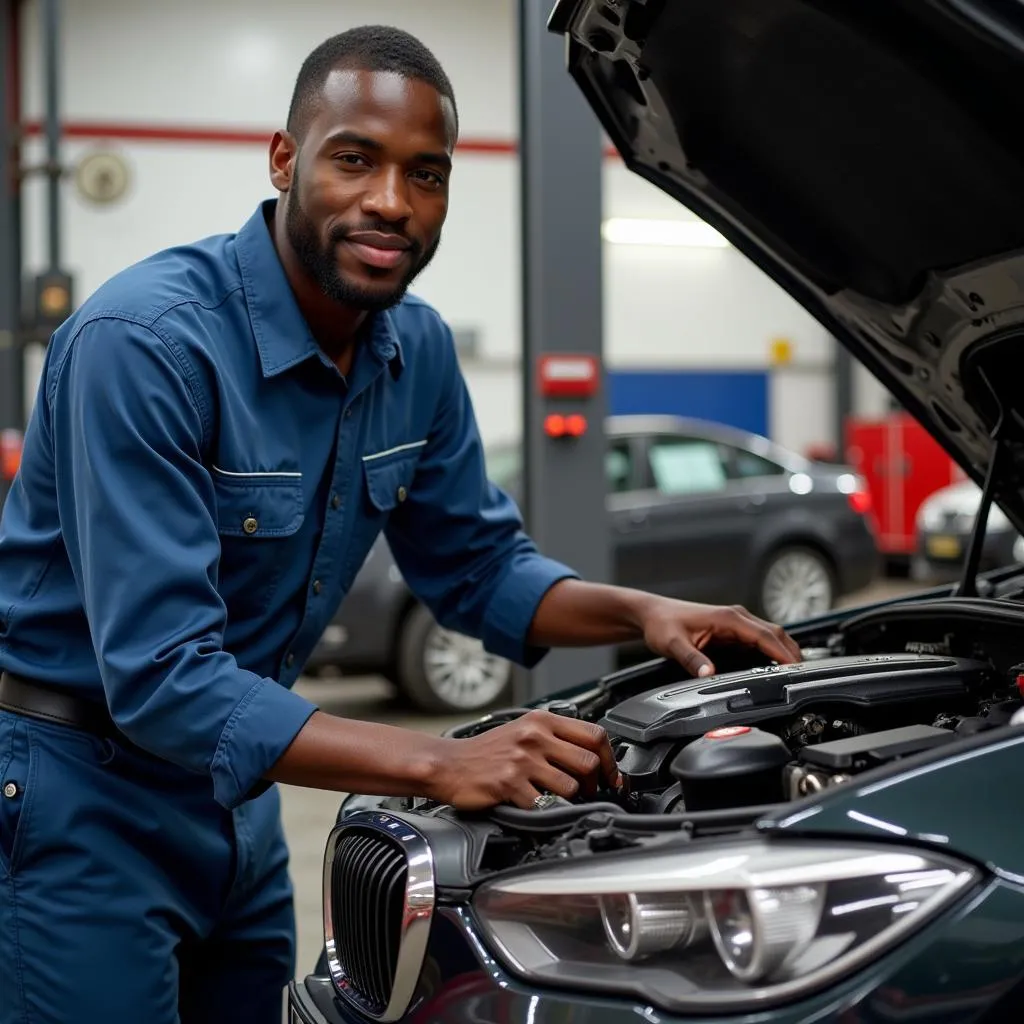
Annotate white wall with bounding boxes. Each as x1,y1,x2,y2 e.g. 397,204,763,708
16,0,865,451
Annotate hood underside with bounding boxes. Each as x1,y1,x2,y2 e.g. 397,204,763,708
549,0,1024,527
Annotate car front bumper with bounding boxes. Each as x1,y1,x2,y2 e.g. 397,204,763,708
289,880,1024,1024
913,526,1019,582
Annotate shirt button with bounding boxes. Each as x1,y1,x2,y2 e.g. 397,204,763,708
344,408,353,418
285,653,295,668
242,516,258,535
312,580,322,596
396,485,408,503
331,493,341,510
3,782,18,799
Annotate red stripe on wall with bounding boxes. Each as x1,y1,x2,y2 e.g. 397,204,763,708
21,119,621,158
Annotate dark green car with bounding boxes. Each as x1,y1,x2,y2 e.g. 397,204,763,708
290,1,1024,1020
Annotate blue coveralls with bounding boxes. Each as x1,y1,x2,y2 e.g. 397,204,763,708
0,200,576,1023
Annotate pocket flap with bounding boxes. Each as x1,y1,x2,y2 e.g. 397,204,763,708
212,471,305,538
363,455,418,513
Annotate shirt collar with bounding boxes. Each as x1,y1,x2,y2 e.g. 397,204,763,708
234,200,404,381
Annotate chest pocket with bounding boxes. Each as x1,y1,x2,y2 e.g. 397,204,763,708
362,446,423,517
211,469,306,618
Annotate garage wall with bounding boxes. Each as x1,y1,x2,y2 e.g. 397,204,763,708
15,0,863,451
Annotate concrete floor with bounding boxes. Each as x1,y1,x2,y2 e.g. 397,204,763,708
278,576,921,979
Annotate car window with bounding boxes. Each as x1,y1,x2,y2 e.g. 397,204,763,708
486,447,522,489
606,441,633,493
486,441,636,494
730,447,787,480
647,438,728,495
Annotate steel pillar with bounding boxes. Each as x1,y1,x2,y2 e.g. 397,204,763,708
42,0,60,268
0,0,22,433
517,0,611,702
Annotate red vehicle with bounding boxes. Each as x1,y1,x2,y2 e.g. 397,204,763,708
845,412,963,558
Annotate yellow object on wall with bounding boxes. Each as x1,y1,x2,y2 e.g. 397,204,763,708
769,337,793,365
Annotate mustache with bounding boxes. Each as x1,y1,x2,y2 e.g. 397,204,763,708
330,223,420,252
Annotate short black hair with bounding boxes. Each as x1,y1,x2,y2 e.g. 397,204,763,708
286,25,458,141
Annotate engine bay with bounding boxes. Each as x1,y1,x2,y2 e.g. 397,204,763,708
359,591,1024,879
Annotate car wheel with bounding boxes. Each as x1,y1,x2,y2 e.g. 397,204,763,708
397,603,513,714
756,545,835,624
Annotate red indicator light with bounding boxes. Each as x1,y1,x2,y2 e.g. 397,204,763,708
544,414,567,438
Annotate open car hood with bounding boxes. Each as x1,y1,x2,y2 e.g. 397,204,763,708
548,0,1024,530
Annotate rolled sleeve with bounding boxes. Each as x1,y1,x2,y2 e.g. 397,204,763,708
479,549,578,667
210,677,317,809
384,318,580,667
49,317,317,809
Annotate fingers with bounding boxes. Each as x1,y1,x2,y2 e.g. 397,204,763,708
508,779,544,810
544,714,623,789
666,634,715,678
726,605,803,664
531,762,582,801
504,766,579,809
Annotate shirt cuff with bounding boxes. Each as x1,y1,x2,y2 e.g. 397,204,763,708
210,678,319,810
481,554,580,668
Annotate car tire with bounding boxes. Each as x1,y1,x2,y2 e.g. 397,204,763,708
396,602,514,714
755,544,836,625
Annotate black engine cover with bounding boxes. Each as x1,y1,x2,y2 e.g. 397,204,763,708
600,654,991,744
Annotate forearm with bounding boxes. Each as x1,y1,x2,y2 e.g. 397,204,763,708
265,710,446,797
526,578,656,648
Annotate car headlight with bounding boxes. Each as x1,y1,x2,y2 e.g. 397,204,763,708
917,501,947,531
472,837,978,1013
987,503,1011,531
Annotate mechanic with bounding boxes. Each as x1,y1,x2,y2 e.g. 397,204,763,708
0,25,802,1024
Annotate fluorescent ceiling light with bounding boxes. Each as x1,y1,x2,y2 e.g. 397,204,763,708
602,217,731,248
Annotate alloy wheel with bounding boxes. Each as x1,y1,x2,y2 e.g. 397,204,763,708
422,624,512,711
760,548,834,624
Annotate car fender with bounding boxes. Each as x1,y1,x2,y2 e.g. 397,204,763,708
747,506,841,571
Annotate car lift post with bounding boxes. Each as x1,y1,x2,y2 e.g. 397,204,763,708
516,0,613,703
0,0,23,439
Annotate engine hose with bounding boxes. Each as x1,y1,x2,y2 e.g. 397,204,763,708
489,802,625,832
612,803,785,833
489,800,782,834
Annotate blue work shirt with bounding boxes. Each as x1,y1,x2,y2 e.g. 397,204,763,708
0,200,576,810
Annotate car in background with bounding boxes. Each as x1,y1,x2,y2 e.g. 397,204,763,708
305,415,879,712
913,479,1021,583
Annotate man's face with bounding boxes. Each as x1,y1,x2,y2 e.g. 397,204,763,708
279,69,454,312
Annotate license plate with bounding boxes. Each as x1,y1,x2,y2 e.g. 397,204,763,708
926,534,962,559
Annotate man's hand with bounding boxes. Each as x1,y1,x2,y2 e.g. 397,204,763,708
637,597,803,677
266,707,620,812
527,579,803,676
424,710,622,811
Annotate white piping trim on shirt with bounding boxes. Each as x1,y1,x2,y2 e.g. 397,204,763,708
211,465,303,479
361,440,428,462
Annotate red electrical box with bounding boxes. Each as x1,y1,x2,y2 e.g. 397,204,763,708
845,413,963,557
537,354,600,398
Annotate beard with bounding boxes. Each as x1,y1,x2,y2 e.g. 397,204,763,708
284,174,441,313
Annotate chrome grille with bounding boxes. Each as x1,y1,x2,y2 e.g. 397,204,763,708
323,812,435,1022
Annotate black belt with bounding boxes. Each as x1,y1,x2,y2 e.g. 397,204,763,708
0,671,121,739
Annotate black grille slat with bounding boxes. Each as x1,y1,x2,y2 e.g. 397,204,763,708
362,839,389,1007
330,826,409,1015
334,835,376,1005
352,836,380,1004
382,855,407,994
332,836,363,995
